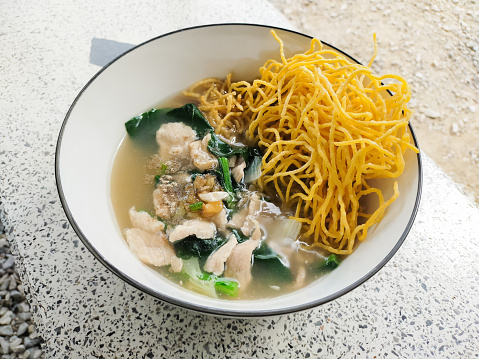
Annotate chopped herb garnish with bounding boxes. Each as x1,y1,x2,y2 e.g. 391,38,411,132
215,278,240,297
154,164,168,185
189,202,203,211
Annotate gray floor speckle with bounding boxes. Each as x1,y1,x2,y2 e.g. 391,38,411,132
0,225,44,359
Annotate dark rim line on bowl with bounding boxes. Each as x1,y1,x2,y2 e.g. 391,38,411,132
55,23,423,317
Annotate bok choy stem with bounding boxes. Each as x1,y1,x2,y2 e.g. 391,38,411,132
181,258,240,298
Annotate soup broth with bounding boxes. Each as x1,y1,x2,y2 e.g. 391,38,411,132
110,92,335,299
111,134,330,300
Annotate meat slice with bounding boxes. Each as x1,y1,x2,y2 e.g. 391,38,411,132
129,206,164,233
293,265,307,289
153,177,183,220
204,233,238,275
228,193,262,234
125,228,183,272
224,238,260,289
227,206,247,230
231,157,246,183
247,193,262,214
170,256,183,273
168,219,216,243
156,122,196,171
228,155,237,168
240,215,256,237
189,133,218,171
249,219,262,241
211,208,227,234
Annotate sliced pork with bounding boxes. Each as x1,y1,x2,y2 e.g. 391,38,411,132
231,156,246,183
224,238,260,289
125,228,182,272
156,122,196,171
204,233,238,275
189,133,218,171
129,206,164,234
211,208,228,234
228,193,262,234
168,219,216,243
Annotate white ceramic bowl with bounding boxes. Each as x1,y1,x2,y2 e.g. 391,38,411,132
56,24,422,317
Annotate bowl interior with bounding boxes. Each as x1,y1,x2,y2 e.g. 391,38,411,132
57,24,421,316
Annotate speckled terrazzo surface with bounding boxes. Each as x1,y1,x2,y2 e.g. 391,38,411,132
1,0,479,357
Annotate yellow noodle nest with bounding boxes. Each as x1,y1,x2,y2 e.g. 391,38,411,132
184,31,419,255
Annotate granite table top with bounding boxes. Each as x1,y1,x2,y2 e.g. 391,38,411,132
1,0,478,357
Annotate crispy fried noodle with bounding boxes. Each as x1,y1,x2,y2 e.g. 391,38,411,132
184,30,419,255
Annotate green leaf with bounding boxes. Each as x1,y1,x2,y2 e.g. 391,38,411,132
253,242,279,260
207,134,262,167
252,242,293,284
125,103,214,143
173,236,226,259
184,264,218,298
317,254,341,273
214,278,239,297
207,133,248,159
218,157,233,193
125,108,170,139
218,157,237,209
181,258,239,298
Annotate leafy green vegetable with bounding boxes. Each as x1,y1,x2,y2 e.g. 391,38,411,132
125,103,214,143
214,278,239,297
173,236,226,259
218,157,236,208
244,155,262,183
218,157,233,193
317,254,341,273
207,133,250,160
252,242,293,283
181,258,239,298
182,258,217,298
253,242,281,260
189,202,203,211
182,257,204,278
245,147,262,169
207,134,262,168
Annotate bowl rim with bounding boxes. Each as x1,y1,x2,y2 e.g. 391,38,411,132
55,23,423,317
